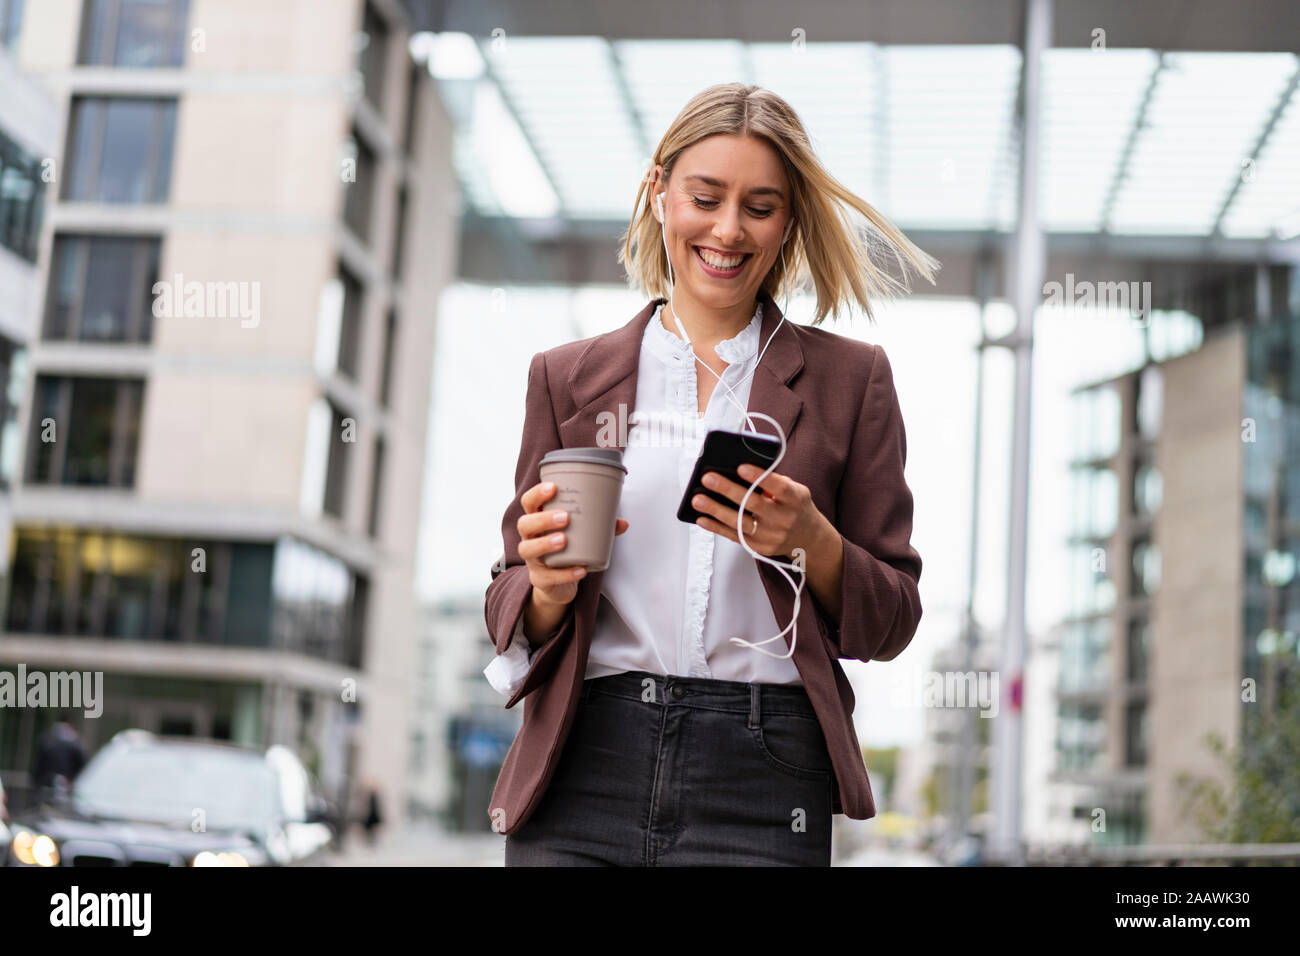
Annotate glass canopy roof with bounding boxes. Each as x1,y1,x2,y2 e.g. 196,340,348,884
426,34,1300,240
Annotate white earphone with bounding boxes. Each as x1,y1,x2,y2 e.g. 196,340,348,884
655,187,806,662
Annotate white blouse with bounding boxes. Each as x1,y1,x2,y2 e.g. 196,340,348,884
485,300,803,697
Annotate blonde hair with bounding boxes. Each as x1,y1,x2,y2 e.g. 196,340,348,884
618,82,939,326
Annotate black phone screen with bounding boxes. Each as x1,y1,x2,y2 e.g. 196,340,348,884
676,428,782,525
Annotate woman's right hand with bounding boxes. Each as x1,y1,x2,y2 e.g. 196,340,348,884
517,480,629,608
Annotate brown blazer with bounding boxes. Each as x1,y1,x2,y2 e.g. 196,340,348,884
483,287,922,835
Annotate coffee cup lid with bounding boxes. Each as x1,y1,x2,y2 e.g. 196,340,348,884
539,447,627,474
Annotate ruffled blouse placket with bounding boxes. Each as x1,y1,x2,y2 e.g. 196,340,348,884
647,302,762,678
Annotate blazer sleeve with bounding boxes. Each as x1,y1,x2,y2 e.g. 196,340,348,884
483,350,577,657
823,343,922,662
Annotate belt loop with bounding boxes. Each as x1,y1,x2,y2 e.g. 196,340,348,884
748,684,761,729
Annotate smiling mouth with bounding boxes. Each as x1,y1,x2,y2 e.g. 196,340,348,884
693,245,752,274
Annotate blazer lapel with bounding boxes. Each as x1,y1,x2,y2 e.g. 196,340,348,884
555,288,811,665
558,287,804,449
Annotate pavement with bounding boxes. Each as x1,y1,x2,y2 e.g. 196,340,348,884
318,822,942,866
320,824,506,866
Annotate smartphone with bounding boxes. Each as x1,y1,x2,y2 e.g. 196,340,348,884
676,428,782,525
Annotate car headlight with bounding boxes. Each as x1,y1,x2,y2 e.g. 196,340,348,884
11,829,60,867
191,850,252,867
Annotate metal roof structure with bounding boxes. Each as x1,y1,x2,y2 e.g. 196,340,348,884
402,0,1300,295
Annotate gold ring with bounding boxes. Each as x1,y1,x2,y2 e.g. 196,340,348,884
749,516,758,535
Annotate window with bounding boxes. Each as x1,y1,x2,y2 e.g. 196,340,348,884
5,530,215,640
1124,701,1148,767
45,234,160,341
1069,465,1117,539
392,183,409,279
4,530,365,663
1131,539,1161,597
1070,384,1121,462
341,128,376,242
336,265,363,380
356,2,388,112
368,437,384,538
0,127,44,262
0,337,26,488
1126,618,1150,684
1055,703,1105,773
1057,618,1110,694
64,97,177,203
1069,542,1115,616
1132,462,1162,517
1136,366,1162,440
403,59,421,153
378,309,397,407
0,0,23,51
79,0,190,68
26,375,143,487
322,402,351,519
270,537,368,666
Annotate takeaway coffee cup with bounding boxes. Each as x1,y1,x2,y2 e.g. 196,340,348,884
537,447,627,572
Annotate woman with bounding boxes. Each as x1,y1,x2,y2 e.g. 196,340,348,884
483,83,938,866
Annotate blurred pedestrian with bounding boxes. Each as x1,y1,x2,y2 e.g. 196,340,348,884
361,784,383,846
33,715,87,803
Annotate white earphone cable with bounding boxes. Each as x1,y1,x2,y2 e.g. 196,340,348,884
657,191,806,661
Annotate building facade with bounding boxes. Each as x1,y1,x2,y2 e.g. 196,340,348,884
0,0,457,832
1053,264,1299,845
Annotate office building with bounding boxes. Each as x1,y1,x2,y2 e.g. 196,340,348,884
0,0,457,831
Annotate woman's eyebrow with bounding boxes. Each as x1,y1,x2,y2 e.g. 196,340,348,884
683,174,784,199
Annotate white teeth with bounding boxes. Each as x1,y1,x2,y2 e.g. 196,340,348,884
696,247,746,270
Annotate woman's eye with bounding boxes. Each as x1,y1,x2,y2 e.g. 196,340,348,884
690,197,775,218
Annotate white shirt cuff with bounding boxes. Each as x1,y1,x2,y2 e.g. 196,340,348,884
483,614,538,697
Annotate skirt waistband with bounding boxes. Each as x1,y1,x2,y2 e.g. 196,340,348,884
581,669,817,719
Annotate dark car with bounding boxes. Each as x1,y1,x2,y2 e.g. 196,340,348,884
5,730,334,867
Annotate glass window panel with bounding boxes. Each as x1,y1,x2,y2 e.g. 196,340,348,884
1,0,25,50
65,377,118,484
80,0,188,67
152,100,176,201
379,310,397,406
81,237,135,340
46,235,160,342
358,2,388,111
1137,366,1163,439
115,0,184,68
224,543,274,647
65,98,102,200
336,266,363,379
47,236,86,338
64,98,176,203
99,99,156,202
342,131,375,241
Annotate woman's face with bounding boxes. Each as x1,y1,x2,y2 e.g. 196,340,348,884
654,134,793,312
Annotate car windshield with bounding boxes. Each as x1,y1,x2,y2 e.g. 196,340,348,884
72,743,279,832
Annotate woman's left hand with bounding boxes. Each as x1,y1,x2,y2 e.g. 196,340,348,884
691,462,831,559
